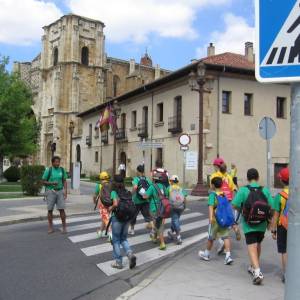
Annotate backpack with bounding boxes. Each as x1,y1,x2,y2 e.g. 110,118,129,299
153,184,171,218
100,183,113,207
114,189,136,222
169,186,185,211
137,176,150,197
215,193,235,228
242,186,271,225
279,191,289,230
221,177,233,200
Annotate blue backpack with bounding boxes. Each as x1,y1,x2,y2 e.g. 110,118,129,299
215,193,235,228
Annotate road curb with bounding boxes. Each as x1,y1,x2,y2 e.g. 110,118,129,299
0,211,94,226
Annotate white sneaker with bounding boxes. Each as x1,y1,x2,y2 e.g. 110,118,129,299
96,231,104,238
217,239,225,255
253,272,264,285
247,265,255,276
167,230,175,240
129,228,135,235
224,256,234,265
198,250,210,261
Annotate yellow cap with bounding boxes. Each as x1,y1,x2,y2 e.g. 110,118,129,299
99,171,110,180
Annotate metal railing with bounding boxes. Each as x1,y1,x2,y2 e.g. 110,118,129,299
138,123,148,138
168,115,182,133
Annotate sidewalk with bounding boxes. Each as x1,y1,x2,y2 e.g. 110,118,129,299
119,234,284,300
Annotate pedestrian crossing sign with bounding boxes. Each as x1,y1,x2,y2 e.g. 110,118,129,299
256,0,300,82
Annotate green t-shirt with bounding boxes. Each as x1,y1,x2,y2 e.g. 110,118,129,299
145,183,166,214
232,182,273,234
95,183,101,195
42,167,67,190
166,184,188,198
132,176,152,204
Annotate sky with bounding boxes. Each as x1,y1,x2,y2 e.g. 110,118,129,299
0,0,255,71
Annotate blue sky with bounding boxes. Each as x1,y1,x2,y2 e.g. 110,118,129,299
0,0,255,71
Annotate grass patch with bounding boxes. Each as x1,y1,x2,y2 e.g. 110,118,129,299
0,182,21,185
0,193,26,199
0,185,22,192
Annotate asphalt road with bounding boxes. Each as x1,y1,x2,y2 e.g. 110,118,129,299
0,201,207,300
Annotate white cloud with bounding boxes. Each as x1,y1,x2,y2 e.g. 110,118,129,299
67,0,231,43
196,13,254,58
0,0,62,45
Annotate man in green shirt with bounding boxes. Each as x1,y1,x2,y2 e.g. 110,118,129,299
129,165,153,235
42,156,68,234
232,168,273,285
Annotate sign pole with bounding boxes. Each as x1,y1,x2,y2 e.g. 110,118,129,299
285,83,300,300
266,138,271,189
183,150,186,188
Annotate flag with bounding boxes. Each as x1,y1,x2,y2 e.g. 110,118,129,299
108,104,117,131
100,107,110,132
95,113,102,129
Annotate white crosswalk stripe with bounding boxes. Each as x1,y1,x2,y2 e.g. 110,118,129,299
63,211,207,276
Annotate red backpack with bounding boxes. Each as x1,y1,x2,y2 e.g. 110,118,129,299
153,184,171,218
221,176,233,201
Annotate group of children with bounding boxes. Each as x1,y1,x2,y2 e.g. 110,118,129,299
93,165,188,269
199,157,289,285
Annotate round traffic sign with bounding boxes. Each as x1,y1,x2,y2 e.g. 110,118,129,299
259,117,276,140
178,134,191,146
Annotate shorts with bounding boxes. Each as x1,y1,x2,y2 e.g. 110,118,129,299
208,222,230,241
245,231,265,245
277,225,287,254
46,189,65,211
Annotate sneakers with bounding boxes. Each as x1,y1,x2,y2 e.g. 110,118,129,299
159,243,167,250
167,230,175,240
198,250,210,261
128,253,137,269
281,273,286,284
176,235,183,245
253,272,264,285
150,231,158,243
96,230,104,238
217,239,225,255
111,261,123,269
247,265,255,276
129,228,135,235
224,256,234,265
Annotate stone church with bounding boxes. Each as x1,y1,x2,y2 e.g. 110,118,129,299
14,14,169,169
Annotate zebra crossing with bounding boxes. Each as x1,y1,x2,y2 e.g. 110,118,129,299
57,210,208,276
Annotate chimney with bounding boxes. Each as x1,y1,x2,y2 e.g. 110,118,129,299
129,59,135,75
155,64,160,80
207,43,215,57
245,42,254,62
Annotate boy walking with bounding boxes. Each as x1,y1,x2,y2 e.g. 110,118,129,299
129,165,153,235
199,177,234,265
271,167,289,283
166,175,187,245
232,168,273,285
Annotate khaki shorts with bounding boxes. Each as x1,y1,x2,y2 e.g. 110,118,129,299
46,190,65,211
208,222,230,241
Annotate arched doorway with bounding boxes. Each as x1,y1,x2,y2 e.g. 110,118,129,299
119,152,127,178
76,144,82,174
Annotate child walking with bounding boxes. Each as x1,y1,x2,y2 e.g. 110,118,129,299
199,177,234,265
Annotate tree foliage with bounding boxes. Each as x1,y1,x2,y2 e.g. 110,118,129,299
0,56,39,163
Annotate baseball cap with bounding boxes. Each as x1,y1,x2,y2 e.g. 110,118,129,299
278,167,289,182
213,157,225,167
170,175,179,183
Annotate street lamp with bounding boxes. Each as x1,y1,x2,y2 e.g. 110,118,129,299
189,62,214,196
112,100,121,175
69,120,75,187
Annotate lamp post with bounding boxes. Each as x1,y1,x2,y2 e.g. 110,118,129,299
69,120,75,187
189,62,213,196
112,100,121,175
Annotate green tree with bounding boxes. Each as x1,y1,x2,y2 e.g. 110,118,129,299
0,56,39,179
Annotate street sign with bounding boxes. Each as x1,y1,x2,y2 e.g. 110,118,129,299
256,0,300,82
186,151,198,170
178,134,191,146
137,142,163,149
259,117,277,140
180,145,189,151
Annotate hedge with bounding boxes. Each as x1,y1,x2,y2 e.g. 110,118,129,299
3,166,21,182
21,165,45,196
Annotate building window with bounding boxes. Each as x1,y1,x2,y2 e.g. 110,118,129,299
81,47,89,66
113,75,120,97
53,47,58,66
131,111,137,129
222,91,231,114
156,148,163,168
121,113,126,129
157,103,164,122
244,93,253,116
95,151,99,163
277,97,286,119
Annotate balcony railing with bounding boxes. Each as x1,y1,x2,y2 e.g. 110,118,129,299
138,123,148,138
101,131,108,144
116,128,127,141
86,136,92,146
168,115,182,134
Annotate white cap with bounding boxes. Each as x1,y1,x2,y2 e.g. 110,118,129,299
170,175,179,182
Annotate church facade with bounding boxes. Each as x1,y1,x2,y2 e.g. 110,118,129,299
14,14,169,169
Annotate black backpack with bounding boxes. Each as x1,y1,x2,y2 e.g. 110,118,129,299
114,189,136,222
100,183,113,207
242,186,271,225
137,176,150,197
